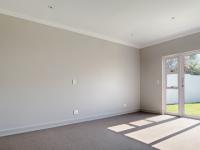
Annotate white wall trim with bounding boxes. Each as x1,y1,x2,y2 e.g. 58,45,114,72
141,29,200,49
0,8,139,49
0,109,139,137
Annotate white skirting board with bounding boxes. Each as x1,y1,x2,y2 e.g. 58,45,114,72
0,109,140,137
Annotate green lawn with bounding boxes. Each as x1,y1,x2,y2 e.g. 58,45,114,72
167,103,200,116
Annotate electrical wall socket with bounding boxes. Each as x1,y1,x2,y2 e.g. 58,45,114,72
156,80,160,85
123,104,127,108
73,109,79,115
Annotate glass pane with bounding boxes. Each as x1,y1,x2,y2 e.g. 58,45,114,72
166,58,178,73
184,54,200,116
166,89,179,113
167,74,178,88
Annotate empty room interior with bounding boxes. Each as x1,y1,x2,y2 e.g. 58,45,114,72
1,1,200,150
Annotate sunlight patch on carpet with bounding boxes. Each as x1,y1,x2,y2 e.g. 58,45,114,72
146,115,176,122
153,125,200,150
130,120,152,126
108,124,134,132
125,118,199,144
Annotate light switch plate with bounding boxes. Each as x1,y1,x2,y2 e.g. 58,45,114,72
72,79,77,85
123,104,127,108
73,109,79,115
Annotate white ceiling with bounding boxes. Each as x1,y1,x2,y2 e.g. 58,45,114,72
0,0,200,48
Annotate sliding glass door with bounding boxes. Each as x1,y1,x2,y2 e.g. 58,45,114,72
164,56,180,115
164,50,200,118
184,53,200,117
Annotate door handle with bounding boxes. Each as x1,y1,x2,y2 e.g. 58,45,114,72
182,77,184,88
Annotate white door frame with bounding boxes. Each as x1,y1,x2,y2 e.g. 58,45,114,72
162,49,200,119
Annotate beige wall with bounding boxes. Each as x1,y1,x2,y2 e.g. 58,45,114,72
140,32,200,113
3,11,200,136
0,14,140,136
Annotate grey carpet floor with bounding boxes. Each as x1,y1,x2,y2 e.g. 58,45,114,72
0,113,165,150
